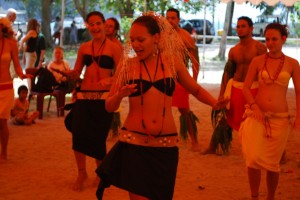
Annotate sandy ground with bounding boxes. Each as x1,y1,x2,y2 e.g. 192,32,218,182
1,81,299,200
1,44,299,200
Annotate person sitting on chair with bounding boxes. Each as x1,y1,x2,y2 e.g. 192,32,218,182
48,46,71,92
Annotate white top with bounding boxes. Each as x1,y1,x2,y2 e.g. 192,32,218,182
48,60,70,83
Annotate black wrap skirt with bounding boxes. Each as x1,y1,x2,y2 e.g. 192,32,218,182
71,99,113,160
96,141,179,200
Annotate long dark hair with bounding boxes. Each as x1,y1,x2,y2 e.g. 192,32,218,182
107,17,121,40
132,15,160,35
27,18,39,32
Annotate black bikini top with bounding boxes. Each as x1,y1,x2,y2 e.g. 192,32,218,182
128,54,175,97
128,78,175,97
83,54,114,69
82,38,114,69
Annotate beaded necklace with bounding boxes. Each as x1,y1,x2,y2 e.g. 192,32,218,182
140,53,166,141
91,38,106,66
262,52,285,83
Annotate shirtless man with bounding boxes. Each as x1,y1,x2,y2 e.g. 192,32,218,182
166,8,201,151
204,16,267,154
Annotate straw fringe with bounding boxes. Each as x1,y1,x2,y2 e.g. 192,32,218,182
115,11,198,88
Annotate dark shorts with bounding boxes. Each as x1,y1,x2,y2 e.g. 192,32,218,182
71,99,113,160
53,31,60,38
96,141,179,200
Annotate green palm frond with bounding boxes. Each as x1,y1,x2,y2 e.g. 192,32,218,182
180,114,189,141
210,108,232,155
179,111,199,141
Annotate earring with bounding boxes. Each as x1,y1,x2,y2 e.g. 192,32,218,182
152,45,158,56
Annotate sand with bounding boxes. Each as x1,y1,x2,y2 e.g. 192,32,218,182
1,81,299,200
1,44,300,200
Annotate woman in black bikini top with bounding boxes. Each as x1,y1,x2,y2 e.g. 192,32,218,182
97,13,225,200
63,11,122,192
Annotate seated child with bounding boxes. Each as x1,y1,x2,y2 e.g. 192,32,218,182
47,46,71,92
11,85,39,125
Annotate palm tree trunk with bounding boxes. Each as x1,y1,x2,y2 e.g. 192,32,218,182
218,1,234,60
41,0,52,48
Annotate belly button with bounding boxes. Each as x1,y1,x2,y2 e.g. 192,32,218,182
268,98,272,102
152,120,156,123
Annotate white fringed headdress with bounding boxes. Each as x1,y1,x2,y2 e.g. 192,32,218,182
115,11,193,87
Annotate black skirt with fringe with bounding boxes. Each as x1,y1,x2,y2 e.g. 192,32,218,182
71,99,113,160
96,141,179,200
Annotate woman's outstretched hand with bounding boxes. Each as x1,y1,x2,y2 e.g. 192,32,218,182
117,84,137,98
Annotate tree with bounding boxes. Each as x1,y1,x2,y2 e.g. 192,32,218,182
21,0,214,48
218,1,234,60
23,0,41,19
22,0,52,48
290,3,300,36
41,0,53,47
73,0,89,20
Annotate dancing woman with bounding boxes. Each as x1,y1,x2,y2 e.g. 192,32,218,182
65,11,121,191
96,12,226,200
240,23,300,200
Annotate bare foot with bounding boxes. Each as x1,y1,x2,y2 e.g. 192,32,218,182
201,148,216,155
72,170,88,191
191,144,202,152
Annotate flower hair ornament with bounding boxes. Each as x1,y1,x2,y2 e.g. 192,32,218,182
115,11,196,88
0,17,14,38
